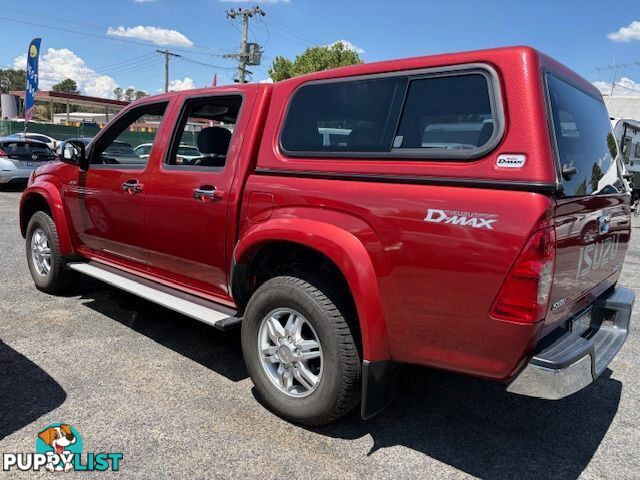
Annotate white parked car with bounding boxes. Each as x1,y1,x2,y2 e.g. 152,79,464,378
134,143,201,162
8,133,59,151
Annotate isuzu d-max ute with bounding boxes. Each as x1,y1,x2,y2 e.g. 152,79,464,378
20,46,635,425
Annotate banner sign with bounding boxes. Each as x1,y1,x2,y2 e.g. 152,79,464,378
24,38,41,123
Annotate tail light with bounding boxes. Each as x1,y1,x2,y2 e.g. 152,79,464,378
490,226,556,324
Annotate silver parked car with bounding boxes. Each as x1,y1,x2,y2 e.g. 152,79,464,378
7,132,59,151
0,138,56,188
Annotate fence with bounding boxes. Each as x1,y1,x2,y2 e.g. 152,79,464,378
0,120,157,148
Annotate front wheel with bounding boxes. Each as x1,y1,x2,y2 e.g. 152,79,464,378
25,211,77,294
241,275,361,425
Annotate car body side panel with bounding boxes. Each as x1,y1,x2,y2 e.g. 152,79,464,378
239,174,555,380
20,174,75,256
235,213,391,361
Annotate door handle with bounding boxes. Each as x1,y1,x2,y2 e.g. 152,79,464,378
122,180,143,195
193,185,223,203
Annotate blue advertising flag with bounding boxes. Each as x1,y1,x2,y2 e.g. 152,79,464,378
24,38,41,123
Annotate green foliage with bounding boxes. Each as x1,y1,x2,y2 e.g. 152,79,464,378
269,56,295,82
590,162,604,192
268,42,363,82
124,88,135,102
113,87,124,100
0,69,26,93
607,132,619,158
51,78,80,94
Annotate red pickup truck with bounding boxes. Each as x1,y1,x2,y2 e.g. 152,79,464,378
20,46,635,425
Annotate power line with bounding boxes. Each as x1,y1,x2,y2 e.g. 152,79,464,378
0,3,232,55
178,56,236,71
265,13,322,45
156,50,181,93
224,6,266,83
596,61,629,96
0,12,227,57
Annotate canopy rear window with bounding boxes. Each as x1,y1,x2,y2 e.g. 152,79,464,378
547,74,622,196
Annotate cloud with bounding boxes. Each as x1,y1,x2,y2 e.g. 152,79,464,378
220,0,290,3
593,77,640,96
330,40,365,54
107,25,193,47
13,48,119,98
607,21,640,42
169,77,196,91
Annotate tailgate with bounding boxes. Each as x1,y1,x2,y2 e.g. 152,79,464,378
547,196,631,329
543,73,632,331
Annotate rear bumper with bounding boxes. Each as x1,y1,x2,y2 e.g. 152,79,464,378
507,286,634,400
0,169,32,184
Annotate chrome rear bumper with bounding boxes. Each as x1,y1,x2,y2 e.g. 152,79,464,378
507,287,634,400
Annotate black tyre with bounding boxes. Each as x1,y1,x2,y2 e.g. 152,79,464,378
241,275,361,426
25,211,77,294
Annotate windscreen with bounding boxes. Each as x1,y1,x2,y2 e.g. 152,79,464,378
547,74,621,196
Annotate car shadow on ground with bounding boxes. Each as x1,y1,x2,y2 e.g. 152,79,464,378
307,367,622,480
75,280,621,480
0,340,67,440
75,278,248,382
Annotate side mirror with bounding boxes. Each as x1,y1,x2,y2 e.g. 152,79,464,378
58,140,89,171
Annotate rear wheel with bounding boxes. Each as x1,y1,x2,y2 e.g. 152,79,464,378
241,275,361,425
26,211,76,294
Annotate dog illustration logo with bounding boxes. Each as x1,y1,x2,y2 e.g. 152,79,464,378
3,423,122,473
36,423,82,472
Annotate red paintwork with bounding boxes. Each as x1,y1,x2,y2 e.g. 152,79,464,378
20,46,631,382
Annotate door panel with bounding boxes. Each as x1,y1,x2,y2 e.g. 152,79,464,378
63,100,171,267
65,168,147,264
143,168,233,296
142,92,252,298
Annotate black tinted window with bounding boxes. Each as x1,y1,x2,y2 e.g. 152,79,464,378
281,77,407,153
396,74,494,150
547,75,620,196
280,71,500,157
0,142,53,156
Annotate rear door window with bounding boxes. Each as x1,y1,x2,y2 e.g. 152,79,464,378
547,74,621,196
280,68,502,159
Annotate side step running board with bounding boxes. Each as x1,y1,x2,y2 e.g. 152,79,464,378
67,261,242,331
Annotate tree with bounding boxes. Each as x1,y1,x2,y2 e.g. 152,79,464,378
51,78,80,95
135,90,149,100
113,87,123,100
124,88,135,102
268,42,363,81
0,69,26,93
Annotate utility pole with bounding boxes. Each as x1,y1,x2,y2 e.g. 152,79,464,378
224,6,265,83
156,49,181,93
596,60,629,96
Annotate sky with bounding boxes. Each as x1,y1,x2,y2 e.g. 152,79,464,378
2,0,640,98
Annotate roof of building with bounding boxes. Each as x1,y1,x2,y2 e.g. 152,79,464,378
604,96,640,120
9,90,128,108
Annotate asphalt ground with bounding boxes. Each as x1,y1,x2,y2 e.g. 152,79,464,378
0,188,639,480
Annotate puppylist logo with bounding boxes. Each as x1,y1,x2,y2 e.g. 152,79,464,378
3,423,123,473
